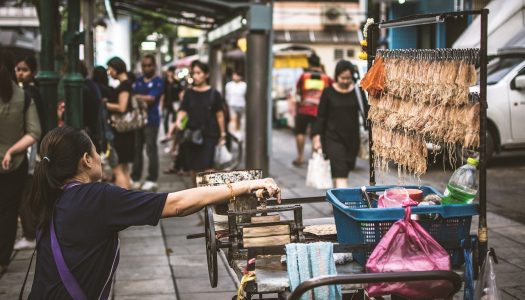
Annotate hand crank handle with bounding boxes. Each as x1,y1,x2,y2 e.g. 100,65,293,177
254,188,271,199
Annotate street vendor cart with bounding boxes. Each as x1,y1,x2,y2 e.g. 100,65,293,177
189,9,492,300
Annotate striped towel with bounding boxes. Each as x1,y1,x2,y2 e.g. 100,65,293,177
286,242,342,300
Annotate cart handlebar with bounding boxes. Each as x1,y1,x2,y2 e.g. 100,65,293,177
287,270,462,300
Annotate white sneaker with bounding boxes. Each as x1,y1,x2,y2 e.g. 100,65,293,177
14,237,36,250
141,181,158,191
130,181,142,190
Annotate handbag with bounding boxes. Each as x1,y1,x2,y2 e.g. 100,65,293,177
366,201,453,299
215,143,233,165
110,96,148,133
306,151,333,189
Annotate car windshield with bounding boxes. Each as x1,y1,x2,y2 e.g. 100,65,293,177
481,56,524,85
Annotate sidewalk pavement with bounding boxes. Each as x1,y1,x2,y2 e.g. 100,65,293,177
1,128,524,299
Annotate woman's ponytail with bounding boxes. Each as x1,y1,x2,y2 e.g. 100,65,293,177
29,127,93,228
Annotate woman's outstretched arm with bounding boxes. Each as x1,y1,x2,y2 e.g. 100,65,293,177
161,178,281,218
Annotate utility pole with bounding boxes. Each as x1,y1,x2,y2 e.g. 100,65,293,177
82,0,95,76
36,0,60,135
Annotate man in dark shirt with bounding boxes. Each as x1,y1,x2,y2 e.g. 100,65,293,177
131,55,164,191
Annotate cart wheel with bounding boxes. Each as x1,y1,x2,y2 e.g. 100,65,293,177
205,206,218,287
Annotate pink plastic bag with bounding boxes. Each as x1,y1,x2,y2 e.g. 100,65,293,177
366,203,452,299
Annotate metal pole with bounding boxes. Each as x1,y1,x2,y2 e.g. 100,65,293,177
246,31,270,176
478,8,489,264
64,0,84,129
36,0,60,136
209,44,223,94
82,0,95,75
366,24,378,186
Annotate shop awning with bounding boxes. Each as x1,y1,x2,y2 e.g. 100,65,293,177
274,30,359,45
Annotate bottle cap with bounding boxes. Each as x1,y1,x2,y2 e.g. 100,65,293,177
467,157,479,166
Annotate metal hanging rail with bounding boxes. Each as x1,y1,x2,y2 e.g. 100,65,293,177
365,9,489,264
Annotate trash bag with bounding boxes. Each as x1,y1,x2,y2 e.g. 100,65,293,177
306,151,333,189
366,203,453,299
474,250,500,300
215,144,233,165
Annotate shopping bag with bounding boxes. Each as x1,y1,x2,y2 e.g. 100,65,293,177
306,151,333,189
474,250,500,300
366,202,452,299
215,144,233,165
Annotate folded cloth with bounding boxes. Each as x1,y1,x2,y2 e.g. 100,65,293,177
286,242,342,300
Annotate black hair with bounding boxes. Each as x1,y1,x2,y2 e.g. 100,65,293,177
334,60,357,82
167,66,176,72
16,55,38,73
30,127,94,228
190,60,210,74
92,65,109,86
107,56,127,74
308,53,321,67
0,47,14,103
143,54,156,66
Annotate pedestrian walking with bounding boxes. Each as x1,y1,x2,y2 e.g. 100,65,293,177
104,57,134,189
26,126,280,299
12,55,43,251
224,70,246,139
312,60,365,188
131,54,164,191
0,48,41,274
174,60,227,175
291,53,332,167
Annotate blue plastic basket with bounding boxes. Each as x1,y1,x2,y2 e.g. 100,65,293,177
327,185,479,267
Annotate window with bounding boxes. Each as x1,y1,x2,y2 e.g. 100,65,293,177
346,49,355,58
334,48,344,60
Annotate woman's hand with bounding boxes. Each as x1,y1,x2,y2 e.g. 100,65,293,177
312,135,322,151
218,134,226,145
2,151,12,170
243,178,282,203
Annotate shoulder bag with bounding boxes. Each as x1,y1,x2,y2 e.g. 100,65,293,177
110,95,148,133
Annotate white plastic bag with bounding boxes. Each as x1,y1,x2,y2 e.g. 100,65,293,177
474,250,500,300
215,144,233,165
306,151,333,189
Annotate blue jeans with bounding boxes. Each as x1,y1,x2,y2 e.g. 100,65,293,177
131,126,159,182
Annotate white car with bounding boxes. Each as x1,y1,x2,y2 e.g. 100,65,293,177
475,47,525,162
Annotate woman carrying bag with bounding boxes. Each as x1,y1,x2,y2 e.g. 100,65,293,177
312,60,367,188
174,60,227,174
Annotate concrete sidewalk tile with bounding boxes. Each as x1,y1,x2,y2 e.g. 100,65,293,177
120,226,162,238
115,265,172,281
504,257,525,270
118,255,169,267
179,292,237,300
120,237,167,257
495,271,525,288
113,278,175,296
115,295,176,300
171,264,231,279
175,277,236,293
501,286,525,299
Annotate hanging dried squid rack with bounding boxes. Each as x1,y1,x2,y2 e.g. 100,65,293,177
365,9,489,267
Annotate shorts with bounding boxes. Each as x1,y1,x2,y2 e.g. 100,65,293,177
294,114,316,136
230,106,245,119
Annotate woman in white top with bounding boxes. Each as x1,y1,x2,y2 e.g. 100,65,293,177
224,71,247,136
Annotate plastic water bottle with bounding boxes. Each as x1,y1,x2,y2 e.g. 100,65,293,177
443,158,479,205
